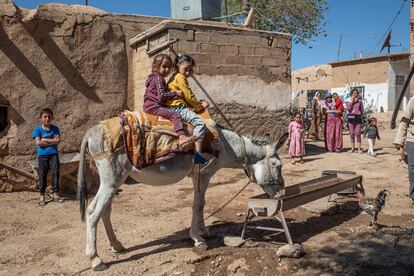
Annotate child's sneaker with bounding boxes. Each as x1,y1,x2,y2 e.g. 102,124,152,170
194,152,208,164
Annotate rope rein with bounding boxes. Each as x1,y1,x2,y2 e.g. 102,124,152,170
205,179,252,220
204,136,259,220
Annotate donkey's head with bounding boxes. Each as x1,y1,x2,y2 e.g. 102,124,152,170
250,133,288,198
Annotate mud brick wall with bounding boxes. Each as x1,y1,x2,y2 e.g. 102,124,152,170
0,1,164,191
131,20,292,140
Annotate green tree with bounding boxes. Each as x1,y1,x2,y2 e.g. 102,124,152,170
223,0,328,45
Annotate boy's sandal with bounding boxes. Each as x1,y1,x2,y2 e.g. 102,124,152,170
178,136,199,150
291,160,296,165
53,197,64,203
39,199,45,206
299,160,305,164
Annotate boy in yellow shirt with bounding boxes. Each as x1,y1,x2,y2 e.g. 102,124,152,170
167,55,209,164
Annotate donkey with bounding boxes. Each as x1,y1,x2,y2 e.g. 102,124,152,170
78,124,288,270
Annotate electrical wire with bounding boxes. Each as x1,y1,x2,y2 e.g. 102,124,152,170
211,11,246,21
367,0,408,57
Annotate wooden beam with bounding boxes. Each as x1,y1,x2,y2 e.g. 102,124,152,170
0,162,38,180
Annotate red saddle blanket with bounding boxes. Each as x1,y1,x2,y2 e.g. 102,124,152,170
100,110,220,169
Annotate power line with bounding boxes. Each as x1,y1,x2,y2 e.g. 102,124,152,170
325,32,407,37
367,0,408,57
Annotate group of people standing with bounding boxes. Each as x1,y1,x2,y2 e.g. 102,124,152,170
288,88,381,164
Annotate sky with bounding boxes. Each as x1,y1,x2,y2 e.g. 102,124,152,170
14,0,410,70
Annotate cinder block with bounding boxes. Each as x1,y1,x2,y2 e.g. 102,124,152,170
254,47,271,56
210,54,225,65
238,45,255,55
276,38,292,49
217,65,239,75
226,34,246,45
225,55,244,65
195,32,212,42
270,47,286,57
178,41,199,53
220,45,238,55
244,56,262,65
192,54,211,64
245,35,267,46
200,43,220,53
169,29,188,40
210,32,228,43
187,30,195,41
261,57,279,66
197,64,218,75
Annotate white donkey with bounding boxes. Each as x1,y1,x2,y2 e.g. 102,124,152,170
78,123,287,270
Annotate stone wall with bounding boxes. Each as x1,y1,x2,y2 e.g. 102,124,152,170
0,1,163,191
131,20,292,140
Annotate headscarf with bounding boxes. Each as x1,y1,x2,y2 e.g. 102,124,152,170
324,93,332,100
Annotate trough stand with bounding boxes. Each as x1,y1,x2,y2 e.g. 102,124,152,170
241,172,364,245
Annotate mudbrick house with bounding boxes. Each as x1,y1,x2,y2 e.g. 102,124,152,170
0,0,292,191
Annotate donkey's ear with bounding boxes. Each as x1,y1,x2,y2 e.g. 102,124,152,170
264,133,272,144
273,132,289,155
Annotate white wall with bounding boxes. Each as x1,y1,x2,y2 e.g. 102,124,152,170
331,82,389,112
189,75,292,110
388,59,410,110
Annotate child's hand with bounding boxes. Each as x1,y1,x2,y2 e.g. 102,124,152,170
175,90,184,97
201,100,209,109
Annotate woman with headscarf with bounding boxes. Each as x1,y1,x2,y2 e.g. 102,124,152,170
309,92,322,139
322,93,343,152
346,89,364,153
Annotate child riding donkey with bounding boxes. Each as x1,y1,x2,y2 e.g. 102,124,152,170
143,54,198,150
166,54,210,164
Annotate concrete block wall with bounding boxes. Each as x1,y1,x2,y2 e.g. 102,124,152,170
130,20,292,140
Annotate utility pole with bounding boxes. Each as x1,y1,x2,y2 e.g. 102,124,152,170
85,0,88,6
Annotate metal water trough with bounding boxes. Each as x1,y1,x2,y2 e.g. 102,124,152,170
241,172,363,245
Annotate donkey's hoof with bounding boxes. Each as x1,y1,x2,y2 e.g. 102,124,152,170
195,241,208,251
92,257,108,271
201,229,213,238
111,242,126,253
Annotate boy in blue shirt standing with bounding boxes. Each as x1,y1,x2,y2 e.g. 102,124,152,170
32,108,62,206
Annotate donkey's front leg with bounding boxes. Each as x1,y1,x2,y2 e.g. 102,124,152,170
190,165,211,250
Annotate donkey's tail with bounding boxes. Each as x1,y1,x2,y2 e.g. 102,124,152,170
78,130,89,222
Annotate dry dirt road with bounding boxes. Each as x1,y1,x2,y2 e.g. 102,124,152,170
1,122,414,275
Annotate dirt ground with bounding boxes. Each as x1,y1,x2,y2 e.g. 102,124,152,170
1,116,414,276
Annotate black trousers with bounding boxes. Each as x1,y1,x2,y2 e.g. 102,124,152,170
37,154,60,195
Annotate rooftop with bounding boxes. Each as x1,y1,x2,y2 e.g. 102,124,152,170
129,19,291,46
328,52,410,66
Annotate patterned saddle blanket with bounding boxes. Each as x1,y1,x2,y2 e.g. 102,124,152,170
99,110,220,169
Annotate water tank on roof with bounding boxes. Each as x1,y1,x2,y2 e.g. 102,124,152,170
171,0,222,20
